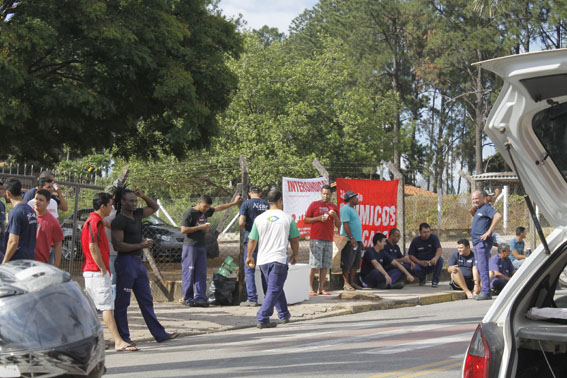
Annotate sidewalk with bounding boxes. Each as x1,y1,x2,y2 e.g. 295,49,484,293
104,282,468,345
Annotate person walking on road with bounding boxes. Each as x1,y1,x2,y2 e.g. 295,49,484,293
238,186,269,306
246,190,300,329
111,187,178,344
340,190,363,291
305,185,340,296
470,190,502,301
82,193,138,352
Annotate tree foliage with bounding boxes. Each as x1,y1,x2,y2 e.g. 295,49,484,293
0,0,242,164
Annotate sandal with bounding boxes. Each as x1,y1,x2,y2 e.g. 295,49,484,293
343,285,355,291
351,283,363,290
309,291,318,297
116,344,139,352
318,290,332,295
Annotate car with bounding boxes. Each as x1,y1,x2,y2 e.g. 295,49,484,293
60,210,185,262
462,49,567,377
0,260,105,377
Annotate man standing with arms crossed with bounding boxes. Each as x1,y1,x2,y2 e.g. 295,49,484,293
2,178,37,263
246,190,300,329
305,185,340,296
82,193,138,351
340,190,363,291
470,190,502,301
239,186,269,307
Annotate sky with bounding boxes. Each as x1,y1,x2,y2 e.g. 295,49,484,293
219,0,319,34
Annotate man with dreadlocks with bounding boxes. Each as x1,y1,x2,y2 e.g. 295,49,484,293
111,187,178,344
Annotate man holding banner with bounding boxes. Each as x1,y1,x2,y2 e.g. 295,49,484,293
340,190,363,291
305,185,340,296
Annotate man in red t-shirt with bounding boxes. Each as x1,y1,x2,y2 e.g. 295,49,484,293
81,192,138,352
305,185,340,296
33,189,63,266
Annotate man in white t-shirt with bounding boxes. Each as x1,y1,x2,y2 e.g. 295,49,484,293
246,190,300,329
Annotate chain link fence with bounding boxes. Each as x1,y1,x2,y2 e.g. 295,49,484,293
1,162,541,300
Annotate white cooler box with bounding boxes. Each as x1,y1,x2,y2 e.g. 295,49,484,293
254,263,310,305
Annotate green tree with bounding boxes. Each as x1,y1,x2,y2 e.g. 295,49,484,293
0,0,242,164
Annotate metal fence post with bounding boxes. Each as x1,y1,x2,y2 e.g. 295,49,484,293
238,155,249,303
68,184,80,274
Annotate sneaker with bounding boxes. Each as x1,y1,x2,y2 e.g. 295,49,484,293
256,322,277,329
391,281,405,289
240,300,259,307
431,282,438,288
419,280,426,286
376,282,389,290
189,299,209,308
279,318,290,324
475,293,493,301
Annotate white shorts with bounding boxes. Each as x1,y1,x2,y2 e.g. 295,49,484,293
83,271,114,311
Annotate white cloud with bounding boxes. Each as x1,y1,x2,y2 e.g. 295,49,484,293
219,0,319,33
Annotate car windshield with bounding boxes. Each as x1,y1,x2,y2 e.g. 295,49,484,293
532,102,567,182
143,215,168,226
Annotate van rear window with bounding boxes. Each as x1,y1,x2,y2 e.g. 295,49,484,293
532,102,567,181
521,74,567,102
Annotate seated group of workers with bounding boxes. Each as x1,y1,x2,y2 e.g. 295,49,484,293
359,224,523,297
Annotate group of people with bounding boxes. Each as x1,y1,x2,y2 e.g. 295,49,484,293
0,173,530,335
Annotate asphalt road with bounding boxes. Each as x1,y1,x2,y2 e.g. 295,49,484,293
104,299,493,377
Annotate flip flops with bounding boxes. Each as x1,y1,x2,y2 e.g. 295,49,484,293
116,344,139,352
318,290,332,295
309,291,318,297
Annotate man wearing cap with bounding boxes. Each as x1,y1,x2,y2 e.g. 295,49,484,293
470,190,502,300
340,190,363,291
238,186,269,306
246,190,300,328
305,184,340,296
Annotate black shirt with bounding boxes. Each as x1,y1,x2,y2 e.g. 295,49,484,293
111,208,144,257
408,234,442,261
183,207,215,247
361,248,394,279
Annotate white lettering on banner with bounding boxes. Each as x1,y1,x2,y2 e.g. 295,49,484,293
354,205,397,227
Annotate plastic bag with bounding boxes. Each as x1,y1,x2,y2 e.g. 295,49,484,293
207,273,236,305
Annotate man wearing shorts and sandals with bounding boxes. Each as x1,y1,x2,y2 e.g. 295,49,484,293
305,185,340,296
81,193,138,352
448,239,480,299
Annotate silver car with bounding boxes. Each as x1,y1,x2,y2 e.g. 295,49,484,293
463,49,567,377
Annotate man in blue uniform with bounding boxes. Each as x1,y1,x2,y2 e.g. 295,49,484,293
2,178,37,263
489,243,515,295
111,188,178,344
448,239,480,299
408,223,443,287
470,190,502,300
238,186,269,306
384,228,415,274
360,232,414,289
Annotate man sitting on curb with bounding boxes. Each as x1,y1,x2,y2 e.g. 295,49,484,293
489,243,516,295
448,239,480,299
509,226,527,269
408,223,444,288
360,233,414,289
384,228,416,274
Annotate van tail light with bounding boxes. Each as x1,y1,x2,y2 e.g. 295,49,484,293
464,323,492,378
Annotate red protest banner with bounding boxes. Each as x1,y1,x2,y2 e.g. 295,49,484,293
336,178,399,248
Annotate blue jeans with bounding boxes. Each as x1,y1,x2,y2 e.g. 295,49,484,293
114,255,169,342
413,257,444,284
243,235,259,302
474,241,492,295
181,246,208,303
257,262,290,324
491,277,508,293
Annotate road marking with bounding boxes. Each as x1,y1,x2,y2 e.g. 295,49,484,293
265,323,451,353
368,358,462,378
361,331,472,355
396,361,463,378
